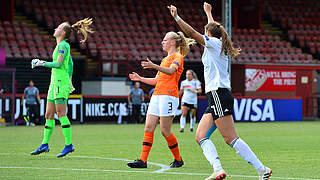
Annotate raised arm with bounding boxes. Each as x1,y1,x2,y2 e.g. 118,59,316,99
129,72,158,86
40,50,65,68
167,5,205,45
142,58,177,75
44,59,63,68
31,44,67,69
204,2,214,24
45,45,67,68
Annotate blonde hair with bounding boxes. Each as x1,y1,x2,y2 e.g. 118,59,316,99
186,69,198,80
205,22,241,59
168,31,197,57
63,18,94,43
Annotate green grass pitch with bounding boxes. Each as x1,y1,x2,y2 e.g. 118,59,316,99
0,121,319,180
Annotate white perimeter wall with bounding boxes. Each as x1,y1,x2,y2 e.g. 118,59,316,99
82,80,131,96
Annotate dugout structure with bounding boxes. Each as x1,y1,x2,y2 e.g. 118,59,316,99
0,67,16,125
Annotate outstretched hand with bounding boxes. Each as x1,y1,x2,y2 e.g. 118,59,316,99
167,5,178,18
141,58,156,70
31,59,46,69
203,2,212,13
129,72,141,81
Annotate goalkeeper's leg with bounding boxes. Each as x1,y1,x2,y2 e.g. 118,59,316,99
31,100,55,155
55,98,74,158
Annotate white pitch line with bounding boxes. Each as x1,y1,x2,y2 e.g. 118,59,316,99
0,153,170,173
56,155,170,173
0,166,320,180
0,153,319,180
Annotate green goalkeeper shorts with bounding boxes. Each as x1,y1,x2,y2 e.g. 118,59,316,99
47,83,70,104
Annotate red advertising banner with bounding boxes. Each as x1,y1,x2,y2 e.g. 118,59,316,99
245,69,296,91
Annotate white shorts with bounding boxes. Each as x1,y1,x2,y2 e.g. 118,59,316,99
147,95,179,117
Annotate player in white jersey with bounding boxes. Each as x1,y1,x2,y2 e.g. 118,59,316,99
168,2,272,180
179,69,201,132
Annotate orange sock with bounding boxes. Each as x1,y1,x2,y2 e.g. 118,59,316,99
140,131,154,162
165,133,181,161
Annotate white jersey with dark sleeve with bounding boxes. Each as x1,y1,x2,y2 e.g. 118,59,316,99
180,79,201,104
201,35,231,93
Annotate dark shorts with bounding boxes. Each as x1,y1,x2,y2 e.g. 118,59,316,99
181,102,197,109
204,88,234,120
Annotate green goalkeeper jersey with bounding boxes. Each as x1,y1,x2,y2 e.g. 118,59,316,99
45,40,73,85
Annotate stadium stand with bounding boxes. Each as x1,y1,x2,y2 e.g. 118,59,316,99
12,0,315,65
0,21,54,59
260,0,320,60
0,20,51,93
1,0,318,92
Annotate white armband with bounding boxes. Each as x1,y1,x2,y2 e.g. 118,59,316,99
175,15,181,22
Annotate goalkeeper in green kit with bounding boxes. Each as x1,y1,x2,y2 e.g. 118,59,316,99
30,18,93,157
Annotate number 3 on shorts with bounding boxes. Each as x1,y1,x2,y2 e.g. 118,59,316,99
168,102,173,113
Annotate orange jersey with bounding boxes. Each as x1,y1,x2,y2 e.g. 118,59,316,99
153,52,184,97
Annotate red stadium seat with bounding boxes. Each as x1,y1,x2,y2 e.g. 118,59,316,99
4,0,315,67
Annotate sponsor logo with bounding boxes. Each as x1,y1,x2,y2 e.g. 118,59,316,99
234,99,275,121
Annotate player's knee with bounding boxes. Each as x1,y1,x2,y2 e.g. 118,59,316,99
223,137,231,145
181,109,188,116
222,135,237,145
56,111,66,118
45,112,54,119
195,132,204,144
144,127,154,132
160,128,171,137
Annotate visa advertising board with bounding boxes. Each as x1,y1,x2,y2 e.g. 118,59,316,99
198,97,302,121
0,96,302,123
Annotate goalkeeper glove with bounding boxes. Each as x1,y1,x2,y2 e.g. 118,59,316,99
70,85,75,93
31,59,46,69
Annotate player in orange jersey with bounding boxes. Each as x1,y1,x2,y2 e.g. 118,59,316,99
127,31,196,168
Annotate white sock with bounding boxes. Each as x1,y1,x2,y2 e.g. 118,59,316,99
190,115,195,129
200,138,222,171
232,137,265,173
180,115,186,129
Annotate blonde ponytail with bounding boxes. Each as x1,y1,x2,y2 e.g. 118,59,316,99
71,18,94,43
63,18,94,43
169,31,197,57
